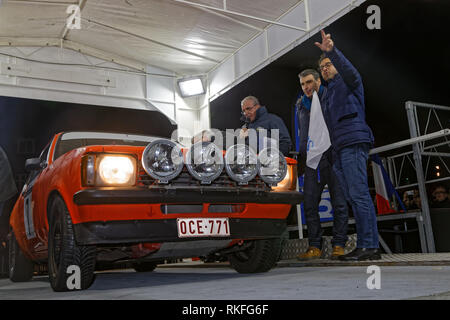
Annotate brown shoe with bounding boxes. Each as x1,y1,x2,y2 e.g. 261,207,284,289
331,246,345,259
297,247,322,260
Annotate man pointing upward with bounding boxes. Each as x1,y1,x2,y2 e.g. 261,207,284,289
315,30,381,261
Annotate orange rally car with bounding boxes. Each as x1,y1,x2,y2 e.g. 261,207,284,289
8,131,302,291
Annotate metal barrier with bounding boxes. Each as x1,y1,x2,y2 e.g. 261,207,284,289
290,101,450,254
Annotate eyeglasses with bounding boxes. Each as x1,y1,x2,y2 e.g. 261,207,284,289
319,62,333,71
241,104,257,115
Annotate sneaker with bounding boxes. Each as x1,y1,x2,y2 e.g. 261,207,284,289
297,247,322,261
338,248,382,261
331,246,345,260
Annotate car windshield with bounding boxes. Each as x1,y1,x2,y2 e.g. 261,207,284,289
53,132,160,160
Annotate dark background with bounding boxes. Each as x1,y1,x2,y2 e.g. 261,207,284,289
0,97,176,188
210,0,450,149
1,0,449,190
210,0,450,193
0,0,448,253
210,0,450,248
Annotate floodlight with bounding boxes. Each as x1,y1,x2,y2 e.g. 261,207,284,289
178,77,205,97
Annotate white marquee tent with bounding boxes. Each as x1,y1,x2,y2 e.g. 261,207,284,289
0,0,366,143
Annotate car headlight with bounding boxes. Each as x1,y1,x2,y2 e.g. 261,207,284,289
98,155,136,185
141,139,184,183
272,160,298,192
257,147,287,185
185,142,224,184
82,154,137,186
224,144,259,184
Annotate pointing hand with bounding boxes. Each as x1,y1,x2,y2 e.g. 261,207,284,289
314,30,334,52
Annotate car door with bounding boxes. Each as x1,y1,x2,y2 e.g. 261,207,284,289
21,142,51,257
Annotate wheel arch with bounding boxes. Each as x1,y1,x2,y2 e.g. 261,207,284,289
46,190,64,223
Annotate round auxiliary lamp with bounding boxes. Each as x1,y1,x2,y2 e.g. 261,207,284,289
185,141,224,184
224,144,259,184
141,139,184,183
257,147,287,186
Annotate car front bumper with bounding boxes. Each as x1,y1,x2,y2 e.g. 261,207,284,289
72,187,301,245
73,218,287,245
73,187,303,206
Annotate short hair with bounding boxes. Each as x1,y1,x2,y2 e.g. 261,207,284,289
298,69,320,80
241,96,260,107
433,184,448,193
318,53,328,67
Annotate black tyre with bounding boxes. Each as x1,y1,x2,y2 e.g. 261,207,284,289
229,238,282,273
8,231,34,282
48,196,96,291
132,261,158,272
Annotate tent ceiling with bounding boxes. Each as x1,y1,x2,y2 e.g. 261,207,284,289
0,0,303,75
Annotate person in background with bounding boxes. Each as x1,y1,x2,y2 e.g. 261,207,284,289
413,189,422,209
0,146,18,245
240,96,292,157
402,190,419,211
0,146,17,217
430,185,450,208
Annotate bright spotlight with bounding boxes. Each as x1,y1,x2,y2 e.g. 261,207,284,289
178,77,205,97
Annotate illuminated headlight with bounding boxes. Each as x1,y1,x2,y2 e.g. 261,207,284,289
224,144,259,184
98,155,136,185
272,163,298,192
82,154,137,186
142,139,183,183
257,148,287,185
185,142,224,184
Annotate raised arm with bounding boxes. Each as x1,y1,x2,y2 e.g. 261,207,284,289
315,30,361,90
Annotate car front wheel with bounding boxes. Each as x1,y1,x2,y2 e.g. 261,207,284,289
228,238,282,273
48,196,96,291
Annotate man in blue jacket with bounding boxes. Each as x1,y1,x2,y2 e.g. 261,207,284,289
315,30,381,261
295,69,348,260
240,96,292,157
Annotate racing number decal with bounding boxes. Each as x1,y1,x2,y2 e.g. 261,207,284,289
23,192,36,239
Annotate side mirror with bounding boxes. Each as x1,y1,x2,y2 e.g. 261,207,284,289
25,158,42,172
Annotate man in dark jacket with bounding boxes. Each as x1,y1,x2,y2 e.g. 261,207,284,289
240,96,292,157
0,145,18,264
430,185,450,208
0,146,17,217
315,30,380,261
295,69,348,260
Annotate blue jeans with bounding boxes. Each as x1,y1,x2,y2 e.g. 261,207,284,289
333,143,379,248
303,154,349,249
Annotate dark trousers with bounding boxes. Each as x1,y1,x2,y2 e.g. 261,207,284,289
333,143,379,248
303,156,349,249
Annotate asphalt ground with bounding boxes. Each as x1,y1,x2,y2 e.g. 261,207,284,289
1,260,449,300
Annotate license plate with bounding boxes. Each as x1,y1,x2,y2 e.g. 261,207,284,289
177,218,230,238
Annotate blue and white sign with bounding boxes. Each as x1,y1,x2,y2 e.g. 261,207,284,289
298,176,334,223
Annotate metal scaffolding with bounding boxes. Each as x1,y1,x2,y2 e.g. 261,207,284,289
290,101,450,254
368,101,450,253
